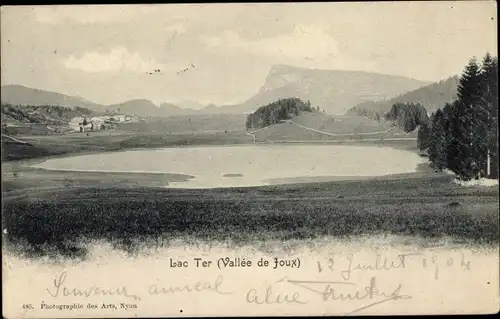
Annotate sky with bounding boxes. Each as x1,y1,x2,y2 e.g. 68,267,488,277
1,2,497,107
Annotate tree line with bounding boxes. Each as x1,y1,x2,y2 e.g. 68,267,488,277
349,104,383,122
385,102,429,132
417,53,498,180
245,97,314,130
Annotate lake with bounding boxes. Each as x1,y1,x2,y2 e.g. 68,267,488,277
31,145,425,188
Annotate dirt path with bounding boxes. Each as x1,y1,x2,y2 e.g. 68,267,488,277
246,126,270,143
279,119,395,136
247,119,410,143
2,135,31,144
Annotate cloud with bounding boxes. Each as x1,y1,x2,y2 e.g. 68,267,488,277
34,5,156,24
201,24,342,62
63,47,163,73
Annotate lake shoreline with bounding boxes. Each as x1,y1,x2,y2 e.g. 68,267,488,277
2,140,435,193
25,144,427,189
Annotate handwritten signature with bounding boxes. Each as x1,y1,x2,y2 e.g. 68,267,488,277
47,270,411,314
246,276,412,314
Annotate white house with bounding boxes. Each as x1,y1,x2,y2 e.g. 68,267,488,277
69,116,85,132
116,115,127,122
82,122,93,132
68,116,104,132
107,114,139,123
67,114,138,133
91,116,106,130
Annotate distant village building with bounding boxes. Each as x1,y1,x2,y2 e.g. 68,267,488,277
81,122,93,132
68,114,138,133
91,116,105,130
69,116,85,132
69,116,95,132
108,114,139,123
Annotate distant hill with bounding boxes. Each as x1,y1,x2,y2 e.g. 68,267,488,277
199,103,238,114
106,99,158,116
106,99,199,117
105,99,169,117
209,65,430,115
176,100,207,110
245,97,314,129
159,103,197,116
0,85,194,118
347,76,459,118
1,85,104,113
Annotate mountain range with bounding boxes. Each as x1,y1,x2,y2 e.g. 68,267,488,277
0,85,195,118
175,100,208,110
1,65,434,117
208,65,431,115
105,99,198,117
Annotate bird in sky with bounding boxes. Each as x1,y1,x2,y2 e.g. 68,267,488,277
146,69,163,75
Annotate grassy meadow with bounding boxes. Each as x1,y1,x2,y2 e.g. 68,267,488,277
3,170,498,260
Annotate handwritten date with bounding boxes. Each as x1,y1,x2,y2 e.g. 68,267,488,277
317,252,471,280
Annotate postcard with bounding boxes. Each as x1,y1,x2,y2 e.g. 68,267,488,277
1,2,499,317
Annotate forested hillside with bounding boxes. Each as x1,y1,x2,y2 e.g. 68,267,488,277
245,98,314,130
348,76,459,120
1,104,94,125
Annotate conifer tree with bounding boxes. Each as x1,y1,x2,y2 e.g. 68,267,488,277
447,58,483,179
417,119,431,151
428,109,448,170
479,53,499,178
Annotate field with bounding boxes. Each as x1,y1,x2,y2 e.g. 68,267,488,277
251,112,418,143
2,113,498,261
3,167,498,260
118,114,248,133
291,113,394,134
